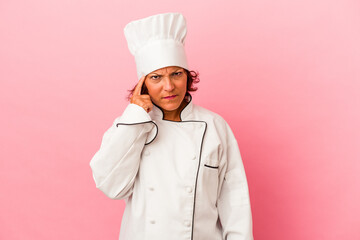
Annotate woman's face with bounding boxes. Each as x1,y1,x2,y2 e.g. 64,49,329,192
144,66,187,112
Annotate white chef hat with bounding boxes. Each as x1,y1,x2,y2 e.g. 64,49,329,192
123,12,189,80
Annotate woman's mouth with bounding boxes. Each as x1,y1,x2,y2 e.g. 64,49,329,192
163,95,177,100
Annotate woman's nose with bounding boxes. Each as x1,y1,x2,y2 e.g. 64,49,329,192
163,77,175,91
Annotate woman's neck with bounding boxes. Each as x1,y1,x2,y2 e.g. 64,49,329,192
162,100,188,121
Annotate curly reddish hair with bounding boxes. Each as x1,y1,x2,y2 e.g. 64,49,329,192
126,68,200,101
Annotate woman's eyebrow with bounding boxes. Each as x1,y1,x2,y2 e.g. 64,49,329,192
150,70,182,76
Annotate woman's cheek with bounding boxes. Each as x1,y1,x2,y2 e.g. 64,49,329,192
148,87,162,101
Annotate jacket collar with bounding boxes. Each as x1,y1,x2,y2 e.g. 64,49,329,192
149,94,193,121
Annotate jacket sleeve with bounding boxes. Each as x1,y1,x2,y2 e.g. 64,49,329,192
217,123,254,240
89,103,157,200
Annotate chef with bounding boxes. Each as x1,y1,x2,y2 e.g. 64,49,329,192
90,12,254,240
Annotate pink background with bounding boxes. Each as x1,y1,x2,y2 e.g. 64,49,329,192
1,0,359,239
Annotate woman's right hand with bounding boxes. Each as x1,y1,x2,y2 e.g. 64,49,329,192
130,75,153,113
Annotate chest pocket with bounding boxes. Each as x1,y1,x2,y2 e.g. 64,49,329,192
202,143,221,168
200,150,221,206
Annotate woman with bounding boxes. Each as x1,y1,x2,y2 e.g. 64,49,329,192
90,12,254,240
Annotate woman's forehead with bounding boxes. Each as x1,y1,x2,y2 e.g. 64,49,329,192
151,66,182,74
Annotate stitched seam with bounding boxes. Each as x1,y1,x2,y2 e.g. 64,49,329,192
116,121,159,145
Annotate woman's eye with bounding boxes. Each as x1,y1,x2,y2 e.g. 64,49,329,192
174,72,182,76
150,75,159,79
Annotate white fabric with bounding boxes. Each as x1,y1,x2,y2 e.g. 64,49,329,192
123,12,189,80
90,96,254,240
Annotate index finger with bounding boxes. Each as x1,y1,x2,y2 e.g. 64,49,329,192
133,75,146,96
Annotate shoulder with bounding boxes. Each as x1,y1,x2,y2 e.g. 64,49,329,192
192,103,237,142
192,104,230,129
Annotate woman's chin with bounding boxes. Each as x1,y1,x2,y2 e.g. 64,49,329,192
157,101,182,112
160,104,180,112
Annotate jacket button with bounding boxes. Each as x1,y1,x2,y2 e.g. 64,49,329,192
186,187,192,193
148,187,154,191
144,150,150,156
150,220,156,224
184,220,191,227
192,155,196,160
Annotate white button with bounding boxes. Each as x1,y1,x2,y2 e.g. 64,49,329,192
150,220,156,224
184,220,191,227
186,187,192,193
148,187,154,191
192,155,196,160
144,150,150,156
198,124,202,129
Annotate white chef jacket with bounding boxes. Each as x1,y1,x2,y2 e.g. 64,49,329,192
90,95,254,240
